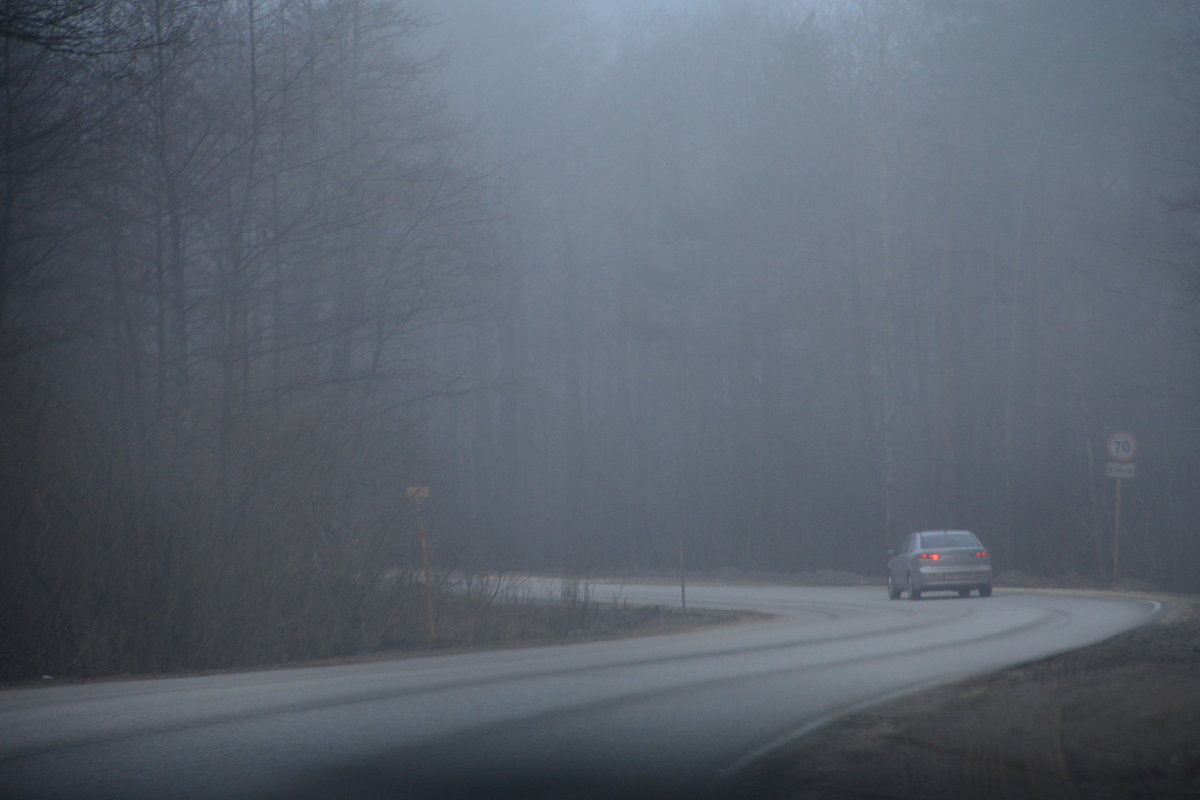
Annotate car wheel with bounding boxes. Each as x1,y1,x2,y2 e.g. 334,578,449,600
907,573,921,601
887,574,901,600
979,584,993,598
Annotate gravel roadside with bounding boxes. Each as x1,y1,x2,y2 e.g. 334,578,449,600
729,591,1200,800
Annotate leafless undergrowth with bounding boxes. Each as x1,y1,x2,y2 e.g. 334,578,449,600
2,570,696,681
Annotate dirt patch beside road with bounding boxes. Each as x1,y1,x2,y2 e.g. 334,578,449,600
732,593,1200,800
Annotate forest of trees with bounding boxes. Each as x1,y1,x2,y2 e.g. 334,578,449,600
3,0,1199,678
425,0,1200,584
2,0,494,677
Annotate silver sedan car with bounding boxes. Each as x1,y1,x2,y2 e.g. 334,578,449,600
887,529,993,600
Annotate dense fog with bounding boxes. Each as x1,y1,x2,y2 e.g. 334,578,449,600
3,0,1199,676
419,0,1200,579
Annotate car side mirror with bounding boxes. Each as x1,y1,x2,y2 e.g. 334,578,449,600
887,548,896,557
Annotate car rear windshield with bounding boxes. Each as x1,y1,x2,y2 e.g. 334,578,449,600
919,532,980,549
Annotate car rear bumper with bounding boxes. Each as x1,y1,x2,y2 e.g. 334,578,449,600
914,565,992,591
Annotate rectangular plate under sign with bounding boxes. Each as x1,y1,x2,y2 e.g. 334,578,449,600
1106,462,1135,479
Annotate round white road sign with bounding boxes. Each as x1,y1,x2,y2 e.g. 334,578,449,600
1107,432,1136,462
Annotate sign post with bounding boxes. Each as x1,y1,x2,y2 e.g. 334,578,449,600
407,486,436,640
678,536,687,612
1105,433,1136,585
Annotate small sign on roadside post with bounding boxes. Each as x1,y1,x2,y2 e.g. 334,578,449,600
1104,433,1137,586
406,486,436,639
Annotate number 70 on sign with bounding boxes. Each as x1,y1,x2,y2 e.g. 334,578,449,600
1107,432,1136,462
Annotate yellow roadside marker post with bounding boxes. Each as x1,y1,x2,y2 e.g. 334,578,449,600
407,486,436,640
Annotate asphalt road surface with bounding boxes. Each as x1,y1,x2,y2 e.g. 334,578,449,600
0,585,1161,799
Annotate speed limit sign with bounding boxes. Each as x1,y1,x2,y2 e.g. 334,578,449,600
1107,432,1136,462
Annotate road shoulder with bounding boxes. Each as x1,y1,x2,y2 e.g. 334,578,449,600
730,592,1200,800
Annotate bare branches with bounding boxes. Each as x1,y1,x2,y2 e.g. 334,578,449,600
0,0,496,679
1,0,187,55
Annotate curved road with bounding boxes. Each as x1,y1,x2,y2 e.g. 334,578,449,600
0,585,1160,799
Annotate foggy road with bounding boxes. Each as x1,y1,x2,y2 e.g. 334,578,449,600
0,585,1160,799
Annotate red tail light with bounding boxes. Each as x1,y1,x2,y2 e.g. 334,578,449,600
918,553,941,561
975,551,989,558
